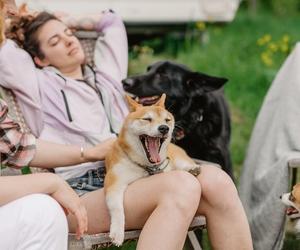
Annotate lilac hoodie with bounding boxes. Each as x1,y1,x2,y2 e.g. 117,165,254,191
0,11,129,179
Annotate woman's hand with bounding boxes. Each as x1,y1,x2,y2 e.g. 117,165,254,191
84,138,116,162
50,175,88,240
3,0,17,16
0,173,88,239
0,0,20,46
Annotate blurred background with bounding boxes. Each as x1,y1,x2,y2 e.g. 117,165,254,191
16,0,300,249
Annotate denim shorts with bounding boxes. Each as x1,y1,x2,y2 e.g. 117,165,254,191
66,167,105,196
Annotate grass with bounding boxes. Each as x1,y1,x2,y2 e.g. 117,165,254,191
103,6,300,250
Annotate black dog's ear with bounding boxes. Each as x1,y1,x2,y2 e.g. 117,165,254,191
186,72,228,93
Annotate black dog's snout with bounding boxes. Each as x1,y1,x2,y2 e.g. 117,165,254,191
122,78,135,90
158,125,169,135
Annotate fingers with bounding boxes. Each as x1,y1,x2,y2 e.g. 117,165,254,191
72,203,88,240
51,178,88,239
3,0,17,16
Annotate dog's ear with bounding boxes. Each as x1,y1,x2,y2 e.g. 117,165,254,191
154,94,166,108
293,184,300,204
125,95,142,112
186,72,228,94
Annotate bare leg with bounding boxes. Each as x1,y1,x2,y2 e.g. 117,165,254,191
196,165,253,250
68,170,201,250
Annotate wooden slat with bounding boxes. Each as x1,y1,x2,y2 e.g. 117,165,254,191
68,216,206,250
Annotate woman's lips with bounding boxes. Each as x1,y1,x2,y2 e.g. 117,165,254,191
68,47,79,56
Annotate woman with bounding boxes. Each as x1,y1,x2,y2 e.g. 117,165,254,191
0,1,253,249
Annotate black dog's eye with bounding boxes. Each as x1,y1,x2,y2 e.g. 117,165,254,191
156,68,166,77
142,117,152,122
156,72,167,78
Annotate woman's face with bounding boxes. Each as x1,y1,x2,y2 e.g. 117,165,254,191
36,19,85,71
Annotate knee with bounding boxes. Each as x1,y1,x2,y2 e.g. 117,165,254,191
159,171,201,214
200,166,238,210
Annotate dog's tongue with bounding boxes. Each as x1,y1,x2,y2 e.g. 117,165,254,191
147,137,161,163
286,207,298,215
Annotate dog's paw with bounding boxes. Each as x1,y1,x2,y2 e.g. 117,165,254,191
188,165,201,176
109,226,125,247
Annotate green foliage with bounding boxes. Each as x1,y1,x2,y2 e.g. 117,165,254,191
21,166,32,174
270,0,299,16
249,0,300,16
129,9,300,180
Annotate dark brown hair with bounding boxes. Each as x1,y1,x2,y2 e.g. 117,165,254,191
7,11,58,59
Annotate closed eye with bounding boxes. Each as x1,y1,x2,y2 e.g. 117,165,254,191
142,117,152,122
165,118,171,122
49,36,60,46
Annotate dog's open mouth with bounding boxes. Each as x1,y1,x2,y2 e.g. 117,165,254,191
139,135,166,164
135,96,160,106
286,206,300,217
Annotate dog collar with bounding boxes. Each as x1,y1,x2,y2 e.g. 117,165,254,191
145,157,170,175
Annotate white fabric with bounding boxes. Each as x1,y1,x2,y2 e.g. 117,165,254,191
0,194,68,250
239,42,300,250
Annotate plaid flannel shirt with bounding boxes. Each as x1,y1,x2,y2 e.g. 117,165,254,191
0,99,36,168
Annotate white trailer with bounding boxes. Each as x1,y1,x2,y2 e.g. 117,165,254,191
16,0,240,24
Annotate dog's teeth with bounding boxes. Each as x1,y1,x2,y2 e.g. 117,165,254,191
135,96,139,102
150,96,159,100
145,138,151,154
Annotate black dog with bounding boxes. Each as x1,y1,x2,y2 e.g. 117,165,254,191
122,61,233,180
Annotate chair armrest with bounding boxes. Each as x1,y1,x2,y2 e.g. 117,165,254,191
288,158,300,168
288,159,300,188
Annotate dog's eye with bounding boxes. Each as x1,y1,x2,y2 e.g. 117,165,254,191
142,117,152,122
156,70,165,77
165,118,171,122
289,193,296,202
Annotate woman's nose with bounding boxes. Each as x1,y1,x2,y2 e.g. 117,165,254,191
63,35,74,46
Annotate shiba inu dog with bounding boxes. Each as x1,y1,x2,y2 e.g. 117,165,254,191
281,183,300,233
104,94,201,246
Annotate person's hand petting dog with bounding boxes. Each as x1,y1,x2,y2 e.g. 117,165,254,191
85,138,116,161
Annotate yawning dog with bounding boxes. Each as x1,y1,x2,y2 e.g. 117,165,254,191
104,94,201,246
122,61,233,180
280,183,300,232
